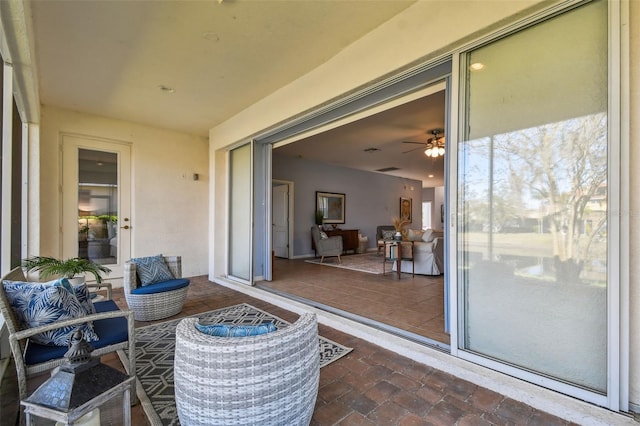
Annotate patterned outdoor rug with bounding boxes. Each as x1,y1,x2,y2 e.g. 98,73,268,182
305,252,385,274
121,303,352,426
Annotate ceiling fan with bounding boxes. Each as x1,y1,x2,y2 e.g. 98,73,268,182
402,129,445,157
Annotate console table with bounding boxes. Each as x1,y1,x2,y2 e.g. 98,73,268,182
312,228,359,254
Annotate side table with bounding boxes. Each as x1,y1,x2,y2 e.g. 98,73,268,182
383,241,414,278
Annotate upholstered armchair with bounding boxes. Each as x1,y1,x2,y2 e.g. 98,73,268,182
376,225,396,255
310,226,343,263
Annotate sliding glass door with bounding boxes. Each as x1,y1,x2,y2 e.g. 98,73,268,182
457,0,613,402
228,143,253,283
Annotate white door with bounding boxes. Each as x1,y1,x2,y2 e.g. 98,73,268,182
272,183,289,258
61,134,131,280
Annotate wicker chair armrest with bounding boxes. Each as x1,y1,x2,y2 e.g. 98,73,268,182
11,308,134,342
164,256,182,278
123,262,139,292
86,282,113,300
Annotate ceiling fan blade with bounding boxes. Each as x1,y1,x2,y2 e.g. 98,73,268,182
402,145,426,154
402,141,427,145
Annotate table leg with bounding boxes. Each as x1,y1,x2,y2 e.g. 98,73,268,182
396,243,402,279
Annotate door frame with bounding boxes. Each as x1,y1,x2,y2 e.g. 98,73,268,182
60,133,132,280
272,179,294,260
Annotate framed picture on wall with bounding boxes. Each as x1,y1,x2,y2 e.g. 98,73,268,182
316,191,345,224
400,197,412,223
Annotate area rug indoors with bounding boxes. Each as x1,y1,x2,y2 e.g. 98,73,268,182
305,252,385,274
120,303,352,426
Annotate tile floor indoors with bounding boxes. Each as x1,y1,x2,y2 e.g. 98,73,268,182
260,256,448,344
2,275,579,425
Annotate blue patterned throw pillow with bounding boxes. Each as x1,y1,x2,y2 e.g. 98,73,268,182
58,280,96,315
3,279,99,346
130,254,174,286
195,321,277,337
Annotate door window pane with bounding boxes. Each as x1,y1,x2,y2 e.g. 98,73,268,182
78,149,118,265
459,0,608,392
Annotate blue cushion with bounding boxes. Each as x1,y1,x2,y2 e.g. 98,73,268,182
3,279,98,346
24,300,128,365
130,278,189,295
130,254,174,286
195,321,277,337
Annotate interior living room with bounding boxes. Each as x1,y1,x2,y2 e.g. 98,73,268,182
261,86,450,346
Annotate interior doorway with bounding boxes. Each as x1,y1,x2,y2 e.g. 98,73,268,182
272,180,293,259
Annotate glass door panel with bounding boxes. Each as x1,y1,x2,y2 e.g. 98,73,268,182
229,143,252,282
62,135,131,279
77,149,118,265
458,0,608,392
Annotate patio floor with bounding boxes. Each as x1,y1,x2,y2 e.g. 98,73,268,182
3,275,579,425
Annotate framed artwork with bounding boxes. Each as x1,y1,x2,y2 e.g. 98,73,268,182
400,197,412,223
316,191,345,224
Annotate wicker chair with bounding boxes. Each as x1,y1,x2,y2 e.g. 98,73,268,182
0,267,136,407
174,313,320,426
123,255,189,321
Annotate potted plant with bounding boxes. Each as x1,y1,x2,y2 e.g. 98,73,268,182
315,210,325,227
392,216,410,241
22,256,111,284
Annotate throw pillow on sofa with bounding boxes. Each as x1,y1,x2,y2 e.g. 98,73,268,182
407,229,425,242
422,229,436,242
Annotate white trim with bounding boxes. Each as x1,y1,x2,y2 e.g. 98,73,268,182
1,62,13,276
21,122,28,260
615,0,630,412
607,0,623,412
272,179,295,261
447,52,461,356
213,277,636,425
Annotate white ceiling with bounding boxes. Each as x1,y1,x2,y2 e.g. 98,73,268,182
27,0,444,187
275,90,446,187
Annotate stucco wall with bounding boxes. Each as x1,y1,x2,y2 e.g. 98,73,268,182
208,0,638,409
39,106,209,278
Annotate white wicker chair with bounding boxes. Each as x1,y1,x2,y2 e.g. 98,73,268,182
174,313,320,426
123,255,189,321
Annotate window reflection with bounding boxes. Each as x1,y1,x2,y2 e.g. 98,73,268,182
77,149,118,265
461,113,607,285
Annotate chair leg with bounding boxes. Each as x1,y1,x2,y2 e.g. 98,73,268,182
337,255,341,264
320,256,325,263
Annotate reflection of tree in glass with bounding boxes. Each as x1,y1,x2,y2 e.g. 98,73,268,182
493,113,607,283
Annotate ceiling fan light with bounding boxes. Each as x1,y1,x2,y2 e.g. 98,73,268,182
438,147,445,155
425,148,432,156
